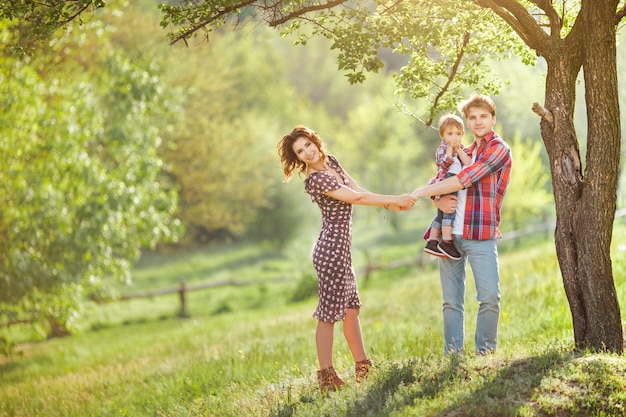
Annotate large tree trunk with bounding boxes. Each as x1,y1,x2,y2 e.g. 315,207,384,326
576,0,622,352
538,0,623,353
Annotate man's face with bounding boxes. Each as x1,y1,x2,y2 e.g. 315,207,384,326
466,106,495,139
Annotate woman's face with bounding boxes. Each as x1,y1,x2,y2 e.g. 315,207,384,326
292,136,321,165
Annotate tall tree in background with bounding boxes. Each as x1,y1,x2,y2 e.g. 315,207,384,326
0,18,180,338
2,1,624,352
157,0,625,353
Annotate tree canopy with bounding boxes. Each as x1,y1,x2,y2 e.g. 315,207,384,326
160,0,539,125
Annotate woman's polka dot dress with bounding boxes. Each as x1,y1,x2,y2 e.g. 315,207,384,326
304,155,362,323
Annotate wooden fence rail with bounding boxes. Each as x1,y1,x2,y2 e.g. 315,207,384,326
361,219,557,280
119,277,289,317
361,208,625,280
120,219,564,314
2,211,625,328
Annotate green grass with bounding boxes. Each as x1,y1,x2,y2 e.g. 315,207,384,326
1,222,626,416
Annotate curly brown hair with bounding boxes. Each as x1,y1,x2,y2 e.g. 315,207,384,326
277,126,328,182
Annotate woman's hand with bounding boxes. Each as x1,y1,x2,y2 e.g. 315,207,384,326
387,193,417,211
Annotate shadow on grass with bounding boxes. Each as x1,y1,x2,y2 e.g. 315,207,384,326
258,324,623,416
339,349,570,417
0,359,23,381
433,351,567,417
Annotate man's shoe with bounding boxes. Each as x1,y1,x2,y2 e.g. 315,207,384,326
424,240,446,257
438,240,462,260
475,348,496,356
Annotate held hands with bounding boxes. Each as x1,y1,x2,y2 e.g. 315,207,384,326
387,193,418,211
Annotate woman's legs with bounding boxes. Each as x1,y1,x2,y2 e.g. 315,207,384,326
344,308,373,382
343,308,368,362
316,320,335,369
316,320,345,392
317,308,368,368
316,309,372,390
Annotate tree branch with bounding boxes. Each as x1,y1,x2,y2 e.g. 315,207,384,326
40,2,94,27
374,0,404,16
269,0,350,27
394,100,439,128
616,3,626,23
430,32,471,125
169,0,258,45
474,0,552,55
530,0,563,36
532,101,554,125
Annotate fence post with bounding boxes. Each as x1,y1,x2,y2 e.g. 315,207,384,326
178,278,188,318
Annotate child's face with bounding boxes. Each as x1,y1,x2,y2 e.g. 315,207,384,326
441,126,464,146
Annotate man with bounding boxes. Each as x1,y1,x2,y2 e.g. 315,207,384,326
411,94,512,355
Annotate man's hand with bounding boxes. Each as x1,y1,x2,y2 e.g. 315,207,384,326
435,194,458,214
388,193,417,211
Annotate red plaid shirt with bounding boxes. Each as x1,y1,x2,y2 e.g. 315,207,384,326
456,131,512,240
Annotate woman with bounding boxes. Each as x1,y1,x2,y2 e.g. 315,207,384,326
277,125,415,392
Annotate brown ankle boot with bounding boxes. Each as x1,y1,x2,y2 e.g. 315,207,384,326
355,358,374,383
317,367,345,393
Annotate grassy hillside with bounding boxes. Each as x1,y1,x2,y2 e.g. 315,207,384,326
1,222,625,416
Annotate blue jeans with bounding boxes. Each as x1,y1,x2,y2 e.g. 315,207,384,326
438,235,500,355
431,204,456,229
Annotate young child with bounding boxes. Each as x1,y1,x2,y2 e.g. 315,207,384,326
423,114,471,259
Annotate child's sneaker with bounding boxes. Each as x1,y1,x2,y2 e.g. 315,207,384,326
424,240,446,257
438,240,462,260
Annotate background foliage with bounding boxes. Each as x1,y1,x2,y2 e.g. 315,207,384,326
0,12,180,337
3,0,626,341
0,1,625,414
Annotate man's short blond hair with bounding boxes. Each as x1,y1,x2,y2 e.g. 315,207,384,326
458,94,497,118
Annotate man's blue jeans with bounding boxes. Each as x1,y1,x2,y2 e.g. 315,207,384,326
438,235,501,355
